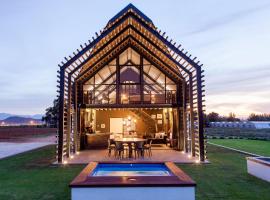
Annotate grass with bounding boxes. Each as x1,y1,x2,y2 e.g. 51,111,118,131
0,144,270,200
179,145,270,200
0,145,85,200
209,139,270,156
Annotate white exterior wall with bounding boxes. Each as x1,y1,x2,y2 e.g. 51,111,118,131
72,187,195,200
247,160,270,182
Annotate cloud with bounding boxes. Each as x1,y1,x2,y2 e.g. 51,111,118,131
184,3,270,36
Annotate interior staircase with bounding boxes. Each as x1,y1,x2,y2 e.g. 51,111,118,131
130,109,158,133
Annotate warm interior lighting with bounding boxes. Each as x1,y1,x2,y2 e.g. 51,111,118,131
63,160,68,165
181,151,185,154
134,119,137,123
188,155,192,159
76,152,80,155
195,160,200,164
128,116,131,120
70,155,74,159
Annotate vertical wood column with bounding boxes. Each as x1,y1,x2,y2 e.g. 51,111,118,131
66,75,71,157
177,83,184,151
78,83,85,150
196,66,205,161
116,56,120,104
74,82,78,152
58,69,65,163
189,75,195,157
184,82,189,153
140,55,143,103
182,82,187,152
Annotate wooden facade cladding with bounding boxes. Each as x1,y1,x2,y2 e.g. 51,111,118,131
56,4,206,163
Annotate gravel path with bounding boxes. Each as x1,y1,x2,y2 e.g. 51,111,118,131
0,136,54,159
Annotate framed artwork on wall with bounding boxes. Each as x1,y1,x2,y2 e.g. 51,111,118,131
157,114,163,119
151,114,156,119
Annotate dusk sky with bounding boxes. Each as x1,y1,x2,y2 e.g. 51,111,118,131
0,0,269,118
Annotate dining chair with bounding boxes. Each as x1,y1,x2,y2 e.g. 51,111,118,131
144,139,152,156
133,141,145,158
107,139,115,157
114,141,128,159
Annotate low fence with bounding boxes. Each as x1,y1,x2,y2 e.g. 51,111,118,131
205,127,270,140
0,126,57,139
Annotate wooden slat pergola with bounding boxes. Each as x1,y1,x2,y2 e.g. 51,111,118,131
56,4,206,163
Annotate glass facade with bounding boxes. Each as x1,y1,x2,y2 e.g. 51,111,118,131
83,48,177,105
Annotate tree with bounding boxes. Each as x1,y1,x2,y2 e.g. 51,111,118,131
248,113,270,121
42,99,59,128
226,112,240,122
207,112,220,122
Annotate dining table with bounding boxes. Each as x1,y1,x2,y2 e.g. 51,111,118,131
113,138,147,158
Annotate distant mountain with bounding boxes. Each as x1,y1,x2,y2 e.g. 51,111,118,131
0,113,12,120
30,114,43,119
0,113,43,120
0,116,43,125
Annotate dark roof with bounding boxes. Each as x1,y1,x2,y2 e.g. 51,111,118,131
107,3,153,25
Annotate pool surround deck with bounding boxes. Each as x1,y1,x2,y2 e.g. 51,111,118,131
246,157,270,167
64,146,201,164
70,162,196,187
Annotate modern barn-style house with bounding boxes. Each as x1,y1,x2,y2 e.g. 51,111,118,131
56,4,206,164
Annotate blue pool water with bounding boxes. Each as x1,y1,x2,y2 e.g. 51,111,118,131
91,163,172,176
257,157,270,162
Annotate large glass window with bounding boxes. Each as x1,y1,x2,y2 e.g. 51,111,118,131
83,61,117,104
82,48,178,105
143,59,177,104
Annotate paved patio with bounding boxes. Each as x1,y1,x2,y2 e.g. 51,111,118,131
65,145,198,164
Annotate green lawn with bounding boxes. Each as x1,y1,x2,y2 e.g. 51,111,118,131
0,146,85,200
209,139,270,156
0,145,270,200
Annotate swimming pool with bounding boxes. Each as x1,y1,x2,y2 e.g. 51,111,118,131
91,163,172,176
70,162,196,200
247,157,270,182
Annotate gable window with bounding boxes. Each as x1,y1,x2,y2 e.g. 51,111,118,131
83,48,178,105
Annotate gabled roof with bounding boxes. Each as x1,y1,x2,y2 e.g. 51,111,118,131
58,4,204,86
107,3,154,26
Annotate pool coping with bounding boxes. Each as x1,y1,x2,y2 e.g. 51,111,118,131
70,161,196,187
246,157,270,167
